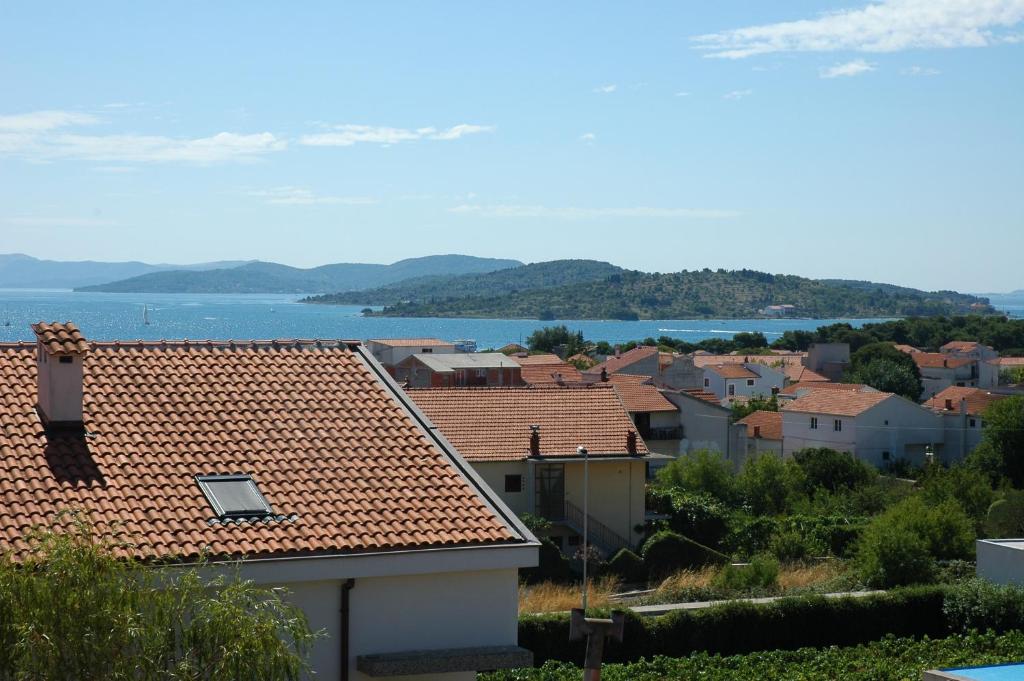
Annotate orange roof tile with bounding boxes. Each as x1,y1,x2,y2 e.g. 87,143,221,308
692,353,805,369
997,357,1024,367
706,364,758,379
586,346,658,375
368,338,454,347
679,388,722,404
894,344,920,354
31,321,90,354
409,386,648,461
736,410,783,440
613,383,677,414
924,386,1010,416
0,331,522,562
784,365,830,383
913,352,974,369
780,381,875,396
520,363,583,385
781,390,892,417
941,340,981,352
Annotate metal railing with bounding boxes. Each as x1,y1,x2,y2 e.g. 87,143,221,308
644,426,684,440
563,500,632,555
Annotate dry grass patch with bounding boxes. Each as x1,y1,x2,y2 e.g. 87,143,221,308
653,566,718,597
519,575,621,614
777,560,845,591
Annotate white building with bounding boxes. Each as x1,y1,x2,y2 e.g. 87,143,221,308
366,338,456,379
781,389,943,467
736,410,784,458
702,362,786,403
924,386,1010,463
977,539,1024,585
0,322,538,681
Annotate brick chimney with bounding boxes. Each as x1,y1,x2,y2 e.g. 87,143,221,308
754,425,761,438
32,322,90,427
529,425,541,457
945,398,953,411
626,430,638,455
600,368,608,382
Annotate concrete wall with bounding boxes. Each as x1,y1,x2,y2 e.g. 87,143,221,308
282,568,519,680
938,410,986,464
563,459,646,547
38,348,84,422
805,343,850,380
474,461,531,516
659,355,703,391
782,409,858,457
977,540,1024,586
662,391,735,457
367,341,455,369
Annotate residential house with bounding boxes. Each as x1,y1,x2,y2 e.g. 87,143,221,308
606,374,681,457
0,322,538,680
940,340,1000,388
779,381,878,400
583,345,702,390
977,539,1024,586
366,337,456,381
691,352,823,385
702,362,786,404
913,352,980,400
497,342,528,355
515,353,583,385
781,390,943,467
802,343,850,381
924,386,1010,463
409,386,659,556
396,352,523,388
659,388,747,466
736,410,784,457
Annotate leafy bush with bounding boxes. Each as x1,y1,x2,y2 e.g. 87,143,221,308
655,450,738,503
943,578,1024,634
521,539,573,584
484,631,1024,681
769,529,821,564
985,490,1024,538
792,448,875,494
660,490,730,548
856,522,935,588
641,530,727,578
712,556,779,592
737,453,800,516
606,549,645,584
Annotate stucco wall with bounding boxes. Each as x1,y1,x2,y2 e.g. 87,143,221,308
662,392,734,456
977,540,1024,586
563,459,645,547
282,568,520,680
474,461,530,516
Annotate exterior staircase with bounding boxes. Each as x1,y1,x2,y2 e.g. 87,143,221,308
561,501,632,556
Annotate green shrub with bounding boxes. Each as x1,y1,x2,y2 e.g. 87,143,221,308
769,529,821,564
521,539,573,584
662,491,730,548
856,522,935,587
655,450,738,503
712,556,779,592
641,530,728,578
606,549,645,584
943,578,1024,634
723,515,778,557
792,448,875,494
985,490,1024,538
738,453,801,515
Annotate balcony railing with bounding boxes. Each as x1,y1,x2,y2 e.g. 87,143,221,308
644,426,684,440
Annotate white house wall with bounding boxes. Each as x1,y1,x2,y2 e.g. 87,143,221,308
854,399,943,467
977,540,1024,586
282,568,520,681
563,459,646,547
782,410,857,457
473,461,530,516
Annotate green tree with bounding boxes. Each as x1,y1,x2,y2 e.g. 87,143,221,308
656,450,738,503
844,342,923,400
967,397,1024,486
738,454,802,516
0,514,317,679
526,325,586,355
731,395,780,421
792,448,876,494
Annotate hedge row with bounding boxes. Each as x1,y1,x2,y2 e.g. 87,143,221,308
520,586,949,665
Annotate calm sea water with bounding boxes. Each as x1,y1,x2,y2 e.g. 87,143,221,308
0,289,1018,348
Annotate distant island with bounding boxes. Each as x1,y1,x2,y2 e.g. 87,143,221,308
0,253,249,289
74,255,523,294
303,261,994,320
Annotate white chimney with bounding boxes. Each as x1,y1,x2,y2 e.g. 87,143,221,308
32,321,90,426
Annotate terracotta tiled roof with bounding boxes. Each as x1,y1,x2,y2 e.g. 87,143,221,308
941,340,981,352
613,383,677,414
678,388,722,404
692,353,805,369
924,386,1009,416
607,373,652,384
368,338,454,347
737,410,783,440
31,321,90,355
781,390,892,417
785,365,830,383
520,359,583,385
408,386,648,461
497,343,528,354
706,364,758,379
780,381,876,396
586,346,658,375
913,352,973,369
894,344,920,354
514,353,562,366
0,333,522,562
997,357,1024,367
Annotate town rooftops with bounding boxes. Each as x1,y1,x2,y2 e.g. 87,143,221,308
0,325,525,562
585,346,658,375
367,338,455,348
612,382,678,413
924,386,1009,416
912,352,974,369
941,340,982,353
781,389,892,417
405,352,521,372
736,410,783,440
705,364,759,379
780,381,877,397
515,353,583,385
678,388,722,404
408,385,649,461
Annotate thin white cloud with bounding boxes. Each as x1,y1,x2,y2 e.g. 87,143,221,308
820,59,877,78
299,123,493,147
0,110,98,132
448,204,740,220
674,91,691,97
3,216,117,227
579,132,596,143
248,186,377,206
901,65,942,75
723,89,754,100
92,165,138,173
592,84,618,93
693,0,1024,58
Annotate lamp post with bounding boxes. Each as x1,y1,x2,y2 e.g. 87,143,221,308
578,444,589,612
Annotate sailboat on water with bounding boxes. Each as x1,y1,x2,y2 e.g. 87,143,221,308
143,304,151,326
2,306,10,327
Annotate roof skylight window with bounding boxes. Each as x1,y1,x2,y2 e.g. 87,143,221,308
196,474,273,519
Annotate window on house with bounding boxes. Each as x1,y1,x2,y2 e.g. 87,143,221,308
728,384,735,396
196,474,273,519
746,379,755,386
956,382,965,387
882,451,891,461
704,378,710,388
834,419,842,432
476,369,487,378
59,356,73,364
422,348,433,353
504,474,523,493
969,418,977,428
810,417,818,430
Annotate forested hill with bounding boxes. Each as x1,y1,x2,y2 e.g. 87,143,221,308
307,267,992,320
76,255,522,293
303,259,623,305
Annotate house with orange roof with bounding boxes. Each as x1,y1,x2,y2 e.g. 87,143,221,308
365,337,456,382
736,410,784,457
802,343,850,381
702,362,786,404
781,389,943,467
913,352,984,400
940,340,1000,389
395,352,523,388
924,386,1011,462
609,377,682,455
0,323,538,679
583,345,701,390
515,353,583,385
409,385,662,556
779,381,878,399
657,389,746,466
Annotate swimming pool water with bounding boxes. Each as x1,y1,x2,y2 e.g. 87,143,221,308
943,663,1024,680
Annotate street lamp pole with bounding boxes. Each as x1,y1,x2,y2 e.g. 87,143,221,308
579,444,589,613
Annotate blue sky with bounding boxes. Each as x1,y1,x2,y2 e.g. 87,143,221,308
1,1,1022,292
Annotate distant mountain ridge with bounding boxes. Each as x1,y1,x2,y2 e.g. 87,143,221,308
306,265,993,320
0,253,249,289
77,255,523,293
